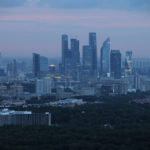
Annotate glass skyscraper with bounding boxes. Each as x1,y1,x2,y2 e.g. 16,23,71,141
100,38,110,76
110,50,121,79
40,56,48,72
33,53,40,78
61,34,68,74
71,38,80,80
71,39,80,68
82,45,92,80
89,33,97,77
82,45,92,70
125,51,133,76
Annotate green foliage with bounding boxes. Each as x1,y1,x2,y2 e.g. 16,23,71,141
2,91,150,150
26,96,56,104
0,126,150,150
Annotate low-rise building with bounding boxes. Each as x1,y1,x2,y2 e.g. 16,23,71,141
0,109,51,126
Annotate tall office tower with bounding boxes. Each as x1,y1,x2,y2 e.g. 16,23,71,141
71,39,80,80
40,56,48,72
100,38,111,76
125,51,133,76
13,59,17,78
89,33,97,77
82,45,92,75
82,45,93,81
110,50,121,79
33,53,40,78
65,49,72,76
62,34,68,74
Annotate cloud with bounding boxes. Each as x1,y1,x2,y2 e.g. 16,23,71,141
0,8,149,29
0,0,150,12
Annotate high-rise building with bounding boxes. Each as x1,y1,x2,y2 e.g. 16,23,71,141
13,59,17,78
89,33,97,77
82,45,92,76
133,58,150,75
62,34,68,74
7,62,13,78
65,49,72,76
100,38,110,76
125,51,133,76
6,59,18,79
33,53,40,78
36,79,43,95
110,50,121,79
71,39,80,67
36,77,52,95
71,39,80,80
40,56,48,72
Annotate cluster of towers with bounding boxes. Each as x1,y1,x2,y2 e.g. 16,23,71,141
61,33,97,80
61,35,80,80
61,33,133,81
32,33,133,81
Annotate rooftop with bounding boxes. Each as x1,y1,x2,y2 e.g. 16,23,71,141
0,108,32,115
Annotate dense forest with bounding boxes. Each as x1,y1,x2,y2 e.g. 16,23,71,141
1,91,150,150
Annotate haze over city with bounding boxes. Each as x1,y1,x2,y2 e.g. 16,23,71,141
0,0,150,58
1,1,150,150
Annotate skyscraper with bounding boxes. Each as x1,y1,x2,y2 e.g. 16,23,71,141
62,34,68,74
100,38,110,76
110,50,121,79
33,53,40,78
125,51,133,76
82,45,92,80
82,46,92,72
65,49,72,76
7,59,18,79
13,59,17,78
71,39,80,80
40,56,48,72
89,33,97,77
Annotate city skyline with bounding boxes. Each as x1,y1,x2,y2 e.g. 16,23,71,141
1,1,150,149
0,0,150,57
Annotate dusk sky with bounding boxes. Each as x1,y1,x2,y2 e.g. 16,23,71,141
0,0,150,58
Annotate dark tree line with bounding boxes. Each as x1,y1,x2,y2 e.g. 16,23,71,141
1,91,150,150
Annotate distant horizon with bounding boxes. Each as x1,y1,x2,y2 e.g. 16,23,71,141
3,55,150,60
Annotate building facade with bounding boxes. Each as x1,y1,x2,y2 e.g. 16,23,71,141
82,45,93,80
71,38,80,80
110,50,121,79
40,56,48,72
89,33,97,77
36,77,52,95
62,34,68,75
33,53,40,78
100,38,111,76
125,51,133,76
0,109,51,126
